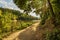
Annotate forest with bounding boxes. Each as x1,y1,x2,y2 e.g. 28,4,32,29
0,0,60,40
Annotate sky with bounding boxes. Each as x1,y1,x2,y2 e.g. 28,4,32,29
0,0,20,10
0,0,40,18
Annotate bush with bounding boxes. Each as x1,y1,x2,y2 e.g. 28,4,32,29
45,28,60,40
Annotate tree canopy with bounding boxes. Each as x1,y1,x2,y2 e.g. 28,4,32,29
14,0,60,25
13,0,60,40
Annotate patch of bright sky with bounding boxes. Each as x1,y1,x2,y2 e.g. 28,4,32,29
0,0,40,18
29,9,40,18
0,0,20,10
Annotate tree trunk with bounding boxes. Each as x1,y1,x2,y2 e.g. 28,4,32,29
47,0,56,25
47,0,55,17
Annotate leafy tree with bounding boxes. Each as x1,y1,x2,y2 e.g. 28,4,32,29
13,0,60,40
14,0,60,25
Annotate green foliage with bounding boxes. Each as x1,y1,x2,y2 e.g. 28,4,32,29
0,8,38,39
14,0,31,12
0,0,58,40
45,28,60,40
40,11,50,25
13,0,43,13
51,0,60,26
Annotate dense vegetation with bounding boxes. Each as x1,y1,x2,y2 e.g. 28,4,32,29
14,0,60,40
0,7,39,40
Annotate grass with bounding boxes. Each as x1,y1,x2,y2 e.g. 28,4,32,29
0,20,34,40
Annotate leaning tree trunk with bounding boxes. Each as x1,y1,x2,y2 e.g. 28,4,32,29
47,0,55,16
47,0,56,25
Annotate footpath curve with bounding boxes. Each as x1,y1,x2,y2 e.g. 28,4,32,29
3,21,40,40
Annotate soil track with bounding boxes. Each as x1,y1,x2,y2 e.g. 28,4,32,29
3,21,40,40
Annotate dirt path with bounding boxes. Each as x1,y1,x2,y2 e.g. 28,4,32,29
3,21,40,40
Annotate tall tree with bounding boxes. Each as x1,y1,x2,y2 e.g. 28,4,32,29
13,0,60,25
